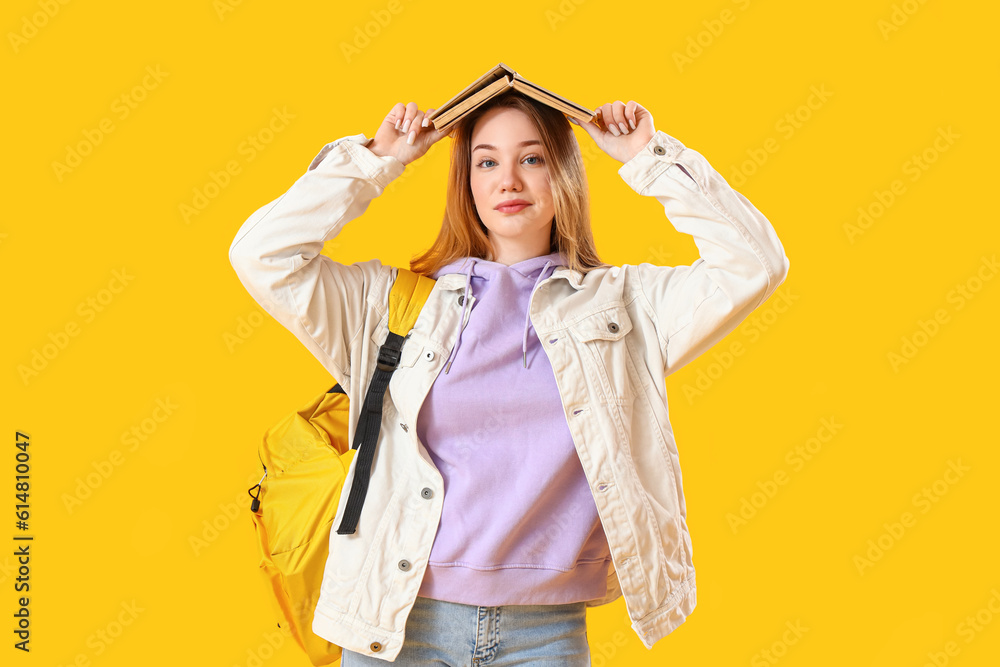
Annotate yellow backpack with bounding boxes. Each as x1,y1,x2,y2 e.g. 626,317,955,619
246,268,436,665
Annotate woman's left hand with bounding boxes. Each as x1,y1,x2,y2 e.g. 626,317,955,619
572,100,656,164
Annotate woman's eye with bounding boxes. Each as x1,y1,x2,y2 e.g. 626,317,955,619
474,155,544,168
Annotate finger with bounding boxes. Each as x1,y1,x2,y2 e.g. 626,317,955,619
610,101,628,135
407,109,425,145
422,108,446,137
625,100,639,130
389,102,406,130
575,113,604,142
421,108,436,128
598,103,619,136
431,116,456,143
401,101,418,134
632,101,653,131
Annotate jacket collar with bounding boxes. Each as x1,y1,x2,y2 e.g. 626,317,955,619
434,265,586,292
547,266,587,290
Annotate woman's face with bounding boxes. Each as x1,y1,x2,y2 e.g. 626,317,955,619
468,107,555,255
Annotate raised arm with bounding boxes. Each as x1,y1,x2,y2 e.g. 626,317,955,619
621,131,789,376
576,100,790,377
228,134,405,391
228,103,450,389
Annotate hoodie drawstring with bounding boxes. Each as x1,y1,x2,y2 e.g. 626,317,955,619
523,260,554,368
443,258,557,375
444,259,477,375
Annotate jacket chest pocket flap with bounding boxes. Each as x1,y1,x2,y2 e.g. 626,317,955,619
370,319,424,368
567,304,636,401
568,304,633,343
396,336,424,368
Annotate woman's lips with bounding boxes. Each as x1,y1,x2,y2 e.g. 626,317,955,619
495,203,531,213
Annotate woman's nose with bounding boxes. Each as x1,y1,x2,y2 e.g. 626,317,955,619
499,164,521,192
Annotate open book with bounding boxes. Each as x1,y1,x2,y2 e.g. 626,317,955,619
425,63,597,133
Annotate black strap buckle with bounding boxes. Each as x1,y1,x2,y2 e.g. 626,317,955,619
377,344,401,372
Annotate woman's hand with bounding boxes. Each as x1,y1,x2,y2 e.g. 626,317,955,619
572,100,656,164
368,102,452,166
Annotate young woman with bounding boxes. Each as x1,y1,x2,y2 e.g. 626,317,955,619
230,89,789,666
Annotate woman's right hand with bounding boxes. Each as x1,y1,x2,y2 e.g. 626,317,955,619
368,102,452,166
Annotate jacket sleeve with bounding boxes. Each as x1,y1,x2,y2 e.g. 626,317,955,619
228,133,406,391
618,130,790,377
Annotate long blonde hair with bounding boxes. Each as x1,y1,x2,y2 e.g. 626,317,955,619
409,90,610,277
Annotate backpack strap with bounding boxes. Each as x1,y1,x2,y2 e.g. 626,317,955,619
335,268,436,535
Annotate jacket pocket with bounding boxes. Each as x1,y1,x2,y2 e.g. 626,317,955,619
370,316,423,368
568,305,633,343
568,304,637,409
397,335,424,368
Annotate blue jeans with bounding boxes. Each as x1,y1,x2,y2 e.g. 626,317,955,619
340,595,591,666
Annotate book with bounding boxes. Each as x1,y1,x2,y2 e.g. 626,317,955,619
425,63,598,134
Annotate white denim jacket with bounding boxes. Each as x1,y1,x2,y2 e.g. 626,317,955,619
229,129,790,662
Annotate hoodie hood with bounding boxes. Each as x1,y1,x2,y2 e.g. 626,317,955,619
430,250,567,374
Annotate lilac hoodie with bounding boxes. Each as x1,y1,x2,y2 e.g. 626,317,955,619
415,250,612,606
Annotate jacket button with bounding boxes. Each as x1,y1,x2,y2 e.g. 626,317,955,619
400,423,409,432
458,295,465,306
370,642,382,652
421,487,434,499
398,559,411,571
653,145,667,155
424,350,435,361
607,322,620,334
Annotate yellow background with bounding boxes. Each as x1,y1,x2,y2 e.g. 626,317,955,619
4,0,998,665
